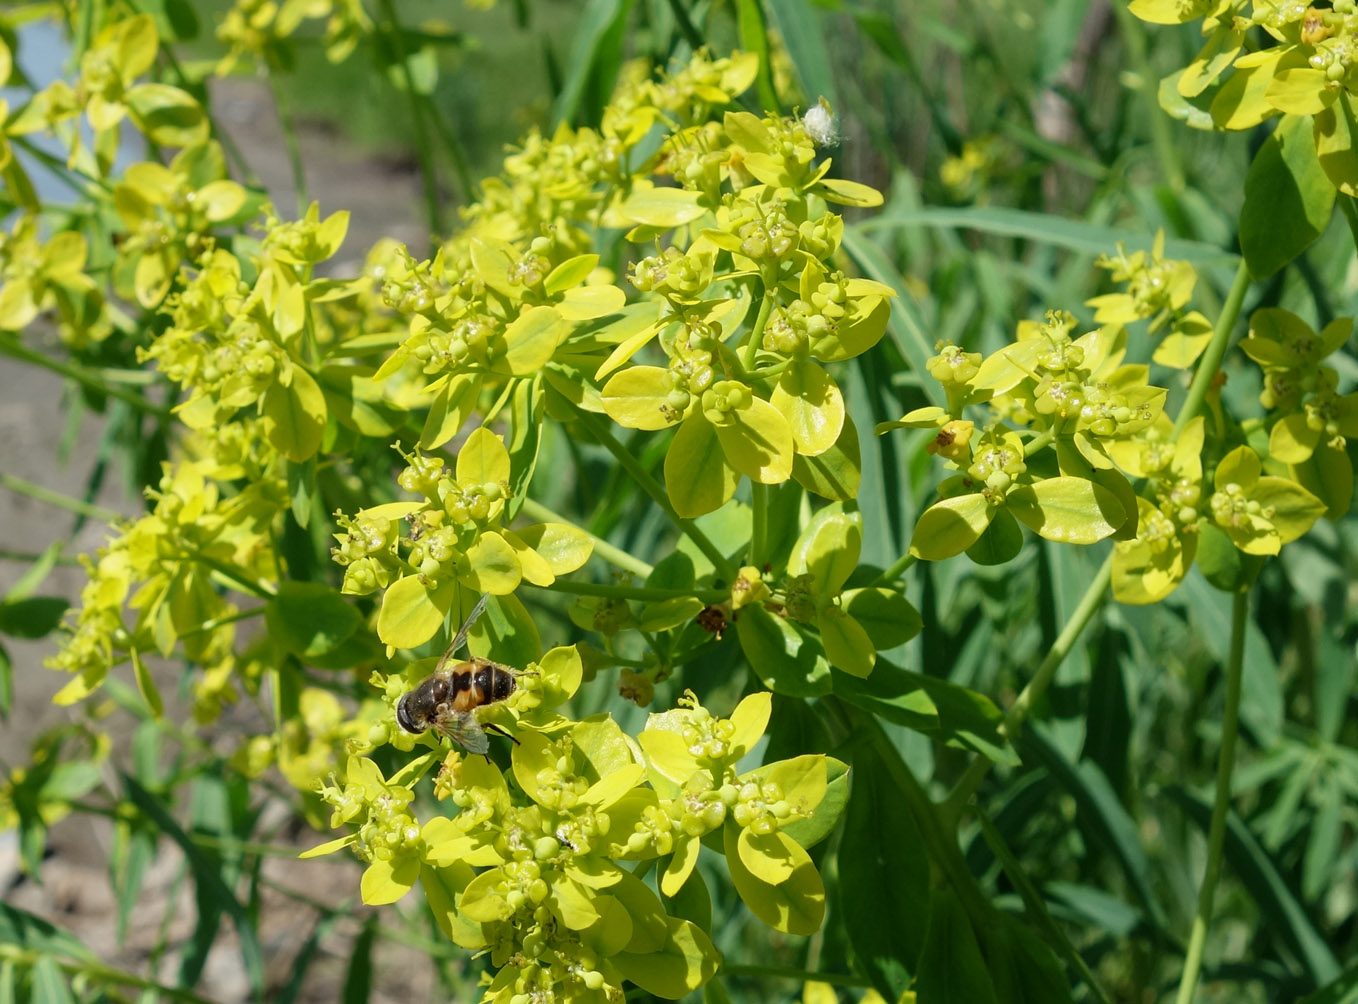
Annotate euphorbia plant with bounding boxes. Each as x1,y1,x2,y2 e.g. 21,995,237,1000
0,3,1354,1004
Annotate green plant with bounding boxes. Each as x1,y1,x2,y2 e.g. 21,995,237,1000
2,2,1357,1003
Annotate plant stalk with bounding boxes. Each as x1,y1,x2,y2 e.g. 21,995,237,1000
1174,589,1248,1004
1174,259,1250,437
0,471,122,523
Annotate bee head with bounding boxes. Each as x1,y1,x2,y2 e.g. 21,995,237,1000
395,693,421,734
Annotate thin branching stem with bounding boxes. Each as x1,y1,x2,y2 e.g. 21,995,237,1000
265,64,309,217
1174,589,1248,1004
0,471,122,523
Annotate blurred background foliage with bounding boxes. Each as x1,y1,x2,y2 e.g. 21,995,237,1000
2,0,1356,1002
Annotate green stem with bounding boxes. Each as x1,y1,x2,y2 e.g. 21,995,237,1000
1024,426,1056,457
749,483,768,569
378,0,445,243
721,964,870,988
1340,195,1358,257
0,332,170,417
265,64,309,217
0,945,217,1004
0,548,81,565
575,410,737,581
1174,259,1250,437
941,553,1113,822
518,497,654,578
1174,589,1248,1004
529,579,726,604
871,550,917,587
0,471,122,523
741,288,776,371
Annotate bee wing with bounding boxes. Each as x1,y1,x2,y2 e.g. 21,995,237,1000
448,593,491,658
437,711,490,756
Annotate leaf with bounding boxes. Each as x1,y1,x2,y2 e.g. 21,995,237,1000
611,917,720,998
601,365,676,431
1022,726,1168,933
420,373,480,449
265,581,362,658
913,887,1000,1004
1315,91,1358,195
859,205,1237,266
766,0,837,107
124,82,208,146
792,411,862,500
842,587,922,649
788,507,862,595
262,366,327,462
342,918,376,1004
0,596,69,638
737,603,832,697
1240,115,1336,278
838,750,929,998
771,359,845,456
122,775,264,997
456,426,512,486
723,822,826,935
716,398,795,484
496,306,569,376
910,494,993,560
130,649,163,720
666,417,738,518
376,575,458,649
615,185,708,227
1006,477,1124,545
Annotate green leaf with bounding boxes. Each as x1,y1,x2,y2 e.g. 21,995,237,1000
420,373,481,449
965,507,1024,565
770,359,845,456
122,775,264,996
737,603,832,697
766,0,837,107
716,398,795,484
601,365,678,431
30,955,74,1004
1301,961,1358,1004
666,416,738,518
913,887,1001,1004
788,507,861,595
816,609,874,678
0,596,68,638
376,575,458,649
266,581,362,658
792,411,862,500
0,903,98,962
842,587,922,649
985,912,1075,1003
0,642,10,721
262,366,327,462
1006,477,1124,544
838,750,929,998
124,82,208,146
611,917,720,998
910,493,992,560
496,306,569,377
1315,91,1358,196
550,0,629,125
1240,115,1336,278
723,822,826,935
130,649,163,720
462,531,523,594
342,918,376,1004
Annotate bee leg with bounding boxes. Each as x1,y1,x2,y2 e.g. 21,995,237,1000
484,722,520,746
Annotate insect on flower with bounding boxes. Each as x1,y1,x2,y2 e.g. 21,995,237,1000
395,594,528,755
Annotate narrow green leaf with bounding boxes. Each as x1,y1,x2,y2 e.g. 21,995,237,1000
122,774,265,997
913,887,1001,1004
266,581,362,659
343,916,377,1004
837,750,928,997
0,596,69,639
766,0,837,107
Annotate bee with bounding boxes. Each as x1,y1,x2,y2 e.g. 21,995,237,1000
395,594,524,756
